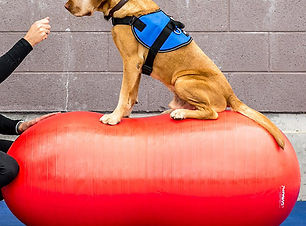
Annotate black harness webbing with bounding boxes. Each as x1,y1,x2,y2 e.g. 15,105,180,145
112,16,146,31
112,16,185,76
104,0,129,21
142,20,175,75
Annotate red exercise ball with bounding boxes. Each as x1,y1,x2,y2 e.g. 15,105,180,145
2,111,300,226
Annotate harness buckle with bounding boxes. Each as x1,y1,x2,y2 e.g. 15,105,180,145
142,65,153,75
174,28,182,35
129,16,137,25
104,15,111,21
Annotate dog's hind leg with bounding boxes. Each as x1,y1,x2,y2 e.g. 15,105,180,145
169,94,196,110
162,94,196,115
170,75,227,120
170,105,219,120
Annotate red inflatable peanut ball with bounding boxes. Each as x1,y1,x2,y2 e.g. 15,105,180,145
2,111,300,225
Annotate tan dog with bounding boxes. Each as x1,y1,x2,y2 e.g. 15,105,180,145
64,0,285,149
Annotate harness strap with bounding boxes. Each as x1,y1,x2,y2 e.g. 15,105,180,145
112,15,186,76
104,0,130,21
112,16,146,32
142,21,175,75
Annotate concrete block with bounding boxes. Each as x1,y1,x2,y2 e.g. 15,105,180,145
155,0,229,31
0,0,111,32
67,72,122,112
230,0,306,31
270,33,306,71
67,72,172,112
109,32,270,72
227,73,306,112
0,0,32,31
0,73,67,111
192,32,269,72
267,114,306,133
0,0,229,32
137,76,172,112
0,32,109,72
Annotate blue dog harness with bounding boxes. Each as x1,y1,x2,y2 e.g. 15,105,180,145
111,10,192,75
131,11,192,52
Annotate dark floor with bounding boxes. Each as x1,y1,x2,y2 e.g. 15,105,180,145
0,201,305,225
282,202,306,226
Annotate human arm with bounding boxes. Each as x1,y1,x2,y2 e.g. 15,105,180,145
0,17,51,84
23,17,51,47
17,113,58,134
0,113,59,135
0,114,21,135
0,39,33,84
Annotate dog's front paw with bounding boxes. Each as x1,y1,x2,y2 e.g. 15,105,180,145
170,109,186,120
161,109,174,115
100,114,121,125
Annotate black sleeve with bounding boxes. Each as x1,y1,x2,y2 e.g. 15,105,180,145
0,38,33,84
0,114,20,135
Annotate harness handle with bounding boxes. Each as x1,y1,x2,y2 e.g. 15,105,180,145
172,20,185,29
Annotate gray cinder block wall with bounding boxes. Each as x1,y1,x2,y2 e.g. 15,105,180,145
0,1,305,200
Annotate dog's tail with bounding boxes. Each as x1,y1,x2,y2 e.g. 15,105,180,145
227,94,285,149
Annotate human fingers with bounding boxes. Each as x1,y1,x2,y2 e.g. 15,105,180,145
35,22,50,33
37,17,50,25
40,112,60,119
18,113,60,133
32,19,49,29
26,113,59,129
38,26,51,40
35,112,60,123
41,27,51,36
40,24,51,30
30,21,50,34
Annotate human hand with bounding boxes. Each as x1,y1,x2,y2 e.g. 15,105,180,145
18,112,59,134
23,17,51,47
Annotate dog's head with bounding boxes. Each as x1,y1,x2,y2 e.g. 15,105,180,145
64,0,107,17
